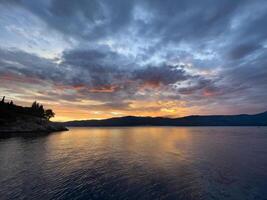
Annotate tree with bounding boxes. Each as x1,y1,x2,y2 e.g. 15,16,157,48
31,101,45,117
31,101,39,110
1,96,5,103
0,98,56,120
44,109,55,120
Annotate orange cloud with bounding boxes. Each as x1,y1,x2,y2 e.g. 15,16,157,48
203,88,220,97
54,84,86,91
0,72,42,84
88,85,119,93
138,81,161,90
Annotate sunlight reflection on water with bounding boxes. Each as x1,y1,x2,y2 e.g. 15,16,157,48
1,127,267,200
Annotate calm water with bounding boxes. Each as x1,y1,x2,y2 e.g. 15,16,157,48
0,127,267,200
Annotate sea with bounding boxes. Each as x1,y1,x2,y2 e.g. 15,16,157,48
1,127,267,200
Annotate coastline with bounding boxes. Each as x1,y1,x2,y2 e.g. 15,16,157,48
0,119,68,138
0,128,68,139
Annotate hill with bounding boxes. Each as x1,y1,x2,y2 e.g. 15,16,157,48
64,112,267,127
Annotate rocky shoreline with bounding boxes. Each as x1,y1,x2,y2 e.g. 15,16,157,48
0,97,68,138
0,117,68,138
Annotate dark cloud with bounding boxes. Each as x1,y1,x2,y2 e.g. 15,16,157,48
178,78,215,95
139,0,243,43
2,0,267,61
134,65,189,86
0,48,64,82
4,0,135,41
228,43,262,60
222,52,267,91
0,0,253,43
0,0,267,116
0,48,197,100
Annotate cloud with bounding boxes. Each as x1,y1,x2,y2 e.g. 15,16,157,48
134,65,189,87
228,43,262,60
0,0,267,118
0,47,210,101
178,78,215,95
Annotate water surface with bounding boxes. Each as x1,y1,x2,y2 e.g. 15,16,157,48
1,127,267,200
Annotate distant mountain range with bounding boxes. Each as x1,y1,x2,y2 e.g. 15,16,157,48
63,111,267,127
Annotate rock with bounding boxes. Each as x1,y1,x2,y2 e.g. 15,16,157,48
0,116,68,137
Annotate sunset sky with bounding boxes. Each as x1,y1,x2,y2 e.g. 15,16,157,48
0,0,267,121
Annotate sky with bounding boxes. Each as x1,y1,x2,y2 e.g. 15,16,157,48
0,0,267,121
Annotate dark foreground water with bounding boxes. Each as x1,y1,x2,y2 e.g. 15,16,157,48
0,127,267,200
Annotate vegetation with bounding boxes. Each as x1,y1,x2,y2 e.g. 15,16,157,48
0,96,55,120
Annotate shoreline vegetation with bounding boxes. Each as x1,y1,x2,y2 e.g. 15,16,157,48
0,97,68,137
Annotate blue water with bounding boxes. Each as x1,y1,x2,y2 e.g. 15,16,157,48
0,127,267,200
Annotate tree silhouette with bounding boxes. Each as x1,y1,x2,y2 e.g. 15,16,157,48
1,96,5,103
0,97,55,121
31,101,45,118
44,109,55,120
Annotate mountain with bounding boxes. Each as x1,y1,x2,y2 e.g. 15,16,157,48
64,111,267,127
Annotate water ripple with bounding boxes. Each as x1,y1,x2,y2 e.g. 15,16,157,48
1,127,267,200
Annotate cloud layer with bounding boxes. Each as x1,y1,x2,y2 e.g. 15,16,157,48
0,0,267,120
